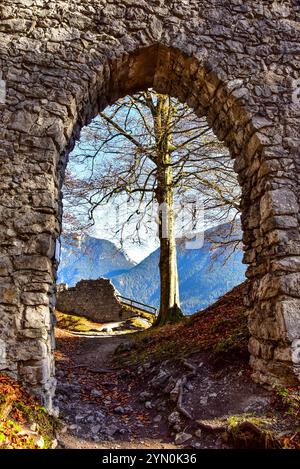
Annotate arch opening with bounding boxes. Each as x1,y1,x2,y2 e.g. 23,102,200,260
57,89,244,317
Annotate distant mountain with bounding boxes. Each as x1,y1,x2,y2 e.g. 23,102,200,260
57,223,247,315
109,223,246,314
57,234,135,286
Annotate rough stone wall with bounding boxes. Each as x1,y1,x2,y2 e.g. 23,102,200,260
0,1,300,410
56,278,125,323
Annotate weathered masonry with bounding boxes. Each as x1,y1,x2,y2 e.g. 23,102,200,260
56,279,125,323
0,1,300,411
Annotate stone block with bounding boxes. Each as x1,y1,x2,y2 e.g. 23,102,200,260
292,339,300,365
248,311,285,341
0,285,19,305
14,255,52,273
0,256,12,276
24,305,50,329
280,273,300,298
250,356,298,387
19,328,49,340
14,212,58,235
261,215,298,233
14,339,47,361
277,300,300,342
271,257,300,273
0,339,7,370
248,336,275,360
19,358,51,385
8,110,36,133
260,189,299,222
257,273,300,300
26,234,55,257
274,346,292,362
21,292,49,306
256,274,279,300
248,336,261,357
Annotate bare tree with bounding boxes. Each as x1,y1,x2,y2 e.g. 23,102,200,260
63,91,240,325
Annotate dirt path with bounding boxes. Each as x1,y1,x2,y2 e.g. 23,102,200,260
55,324,281,450
55,328,179,449
69,333,127,368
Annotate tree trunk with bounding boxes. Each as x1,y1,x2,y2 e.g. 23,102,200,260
153,95,183,326
155,171,182,325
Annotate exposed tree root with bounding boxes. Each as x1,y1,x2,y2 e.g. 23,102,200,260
176,377,193,420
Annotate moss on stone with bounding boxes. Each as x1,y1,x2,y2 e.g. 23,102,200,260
225,414,280,449
0,374,58,449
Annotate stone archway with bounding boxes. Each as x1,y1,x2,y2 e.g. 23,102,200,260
0,1,299,411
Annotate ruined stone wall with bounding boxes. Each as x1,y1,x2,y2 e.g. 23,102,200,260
0,0,299,410
56,278,126,323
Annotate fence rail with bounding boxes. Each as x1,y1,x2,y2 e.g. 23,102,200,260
116,295,158,316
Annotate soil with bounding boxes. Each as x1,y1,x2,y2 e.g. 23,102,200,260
55,329,178,449
54,284,300,450
55,328,274,449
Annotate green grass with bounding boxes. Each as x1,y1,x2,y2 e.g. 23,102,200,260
0,374,59,449
121,304,156,324
277,387,300,418
56,307,155,334
114,284,249,367
124,316,152,329
55,310,104,332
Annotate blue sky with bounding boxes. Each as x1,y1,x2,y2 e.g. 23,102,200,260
62,103,238,263
64,124,160,262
